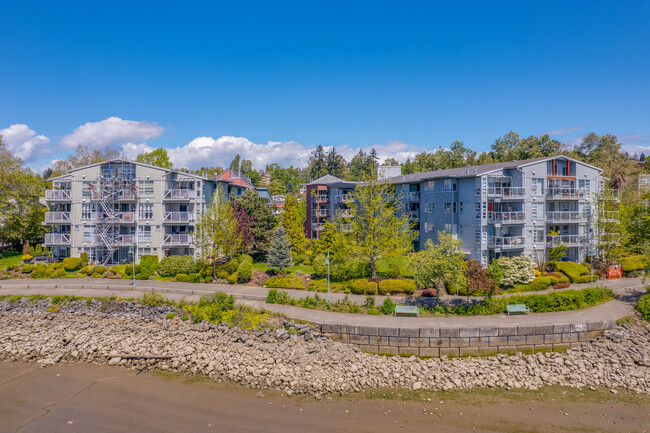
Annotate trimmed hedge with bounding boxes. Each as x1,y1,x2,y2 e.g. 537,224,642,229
620,255,646,273
175,273,189,282
21,264,33,274
227,272,239,285
62,257,83,271
264,275,304,289
158,255,198,278
554,261,599,284
378,279,416,295
238,260,252,281
188,273,202,283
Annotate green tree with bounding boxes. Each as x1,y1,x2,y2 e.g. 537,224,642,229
195,189,242,279
229,154,242,172
325,147,347,178
410,232,467,298
546,230,567,262
233,189,275,258
621,191,650,253
135,148,173,168
51,144,120,176
267,226,293,272
349,150,367,180
307,145,328,180
280,195,307,258
336,171,414,278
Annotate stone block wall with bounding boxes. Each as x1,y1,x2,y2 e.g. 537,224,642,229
319,320,617,357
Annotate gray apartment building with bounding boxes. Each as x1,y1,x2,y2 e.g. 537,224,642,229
44,159,249,264
390,155,617,265
303,175,357,239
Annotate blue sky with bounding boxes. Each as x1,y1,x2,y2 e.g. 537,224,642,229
2,0,649,171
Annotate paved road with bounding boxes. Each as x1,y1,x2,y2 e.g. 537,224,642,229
0,277,644,328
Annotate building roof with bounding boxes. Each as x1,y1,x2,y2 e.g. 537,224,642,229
48,159,217,182
388,155,602,184
216,169,255,189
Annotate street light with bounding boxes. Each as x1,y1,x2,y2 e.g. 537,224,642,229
325,250,331,307
130,244,136,289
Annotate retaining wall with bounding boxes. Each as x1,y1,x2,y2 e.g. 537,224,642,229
319,320,618,357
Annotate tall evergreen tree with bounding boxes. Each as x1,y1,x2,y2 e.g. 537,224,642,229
349,150,366,180
325,146,346,178
232,190,275,258
267,226,294,272
280,195,307,258
229,154,242,173
307,145,328,180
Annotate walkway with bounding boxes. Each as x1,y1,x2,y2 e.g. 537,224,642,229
0,277,644,329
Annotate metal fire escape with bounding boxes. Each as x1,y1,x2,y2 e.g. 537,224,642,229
90,161,137,265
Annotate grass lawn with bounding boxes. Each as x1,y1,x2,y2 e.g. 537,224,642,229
252,262,314,275
375,256,413,277
0,251,23,269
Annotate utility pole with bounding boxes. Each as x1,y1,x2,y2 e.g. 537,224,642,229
326,250,331,307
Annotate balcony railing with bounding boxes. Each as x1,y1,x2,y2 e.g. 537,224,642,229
46,190,71,200
45,212,71,223
164,189,196,200
546,188,590,200
84,212,136,223
335,194,354,203
601,189,620,200
488,235,525,249
406,192,420,201
407,210,420,219
487,187,525,198
598,210,619,221
337,210,352,218
44,233,71,245
116,235,136,245
163,212,194,223
546,211,589,223
314,195,329,204
547,235,588,246
163,234,193,245
311,223,323,232
314,209,329,217
487,211,525,224
91,234,136,246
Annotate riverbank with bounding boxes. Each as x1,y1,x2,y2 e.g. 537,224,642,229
2,362,649,433
1,297,649,397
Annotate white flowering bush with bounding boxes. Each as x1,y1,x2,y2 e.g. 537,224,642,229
496,255,535,287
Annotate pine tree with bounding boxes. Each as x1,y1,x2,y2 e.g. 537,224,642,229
232,190,275,258
307,145,327,180
267,226,294,272
325,146,346,178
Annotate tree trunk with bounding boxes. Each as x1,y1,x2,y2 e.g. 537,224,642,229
370,254,376,279
213,260,217,280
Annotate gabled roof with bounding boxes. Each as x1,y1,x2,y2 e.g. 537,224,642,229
388,155,602,184
216,169,255,189
306,174,347,185
48,159,216,182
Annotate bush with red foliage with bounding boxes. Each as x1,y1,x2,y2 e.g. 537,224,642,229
420,288,438,297
553,282,571,290
464,260,496,297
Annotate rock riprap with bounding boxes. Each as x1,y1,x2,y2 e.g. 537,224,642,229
1,298,649,397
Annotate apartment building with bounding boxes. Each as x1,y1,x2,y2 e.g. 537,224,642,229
44,160,249,264
303,175,357,239
389,156,617,265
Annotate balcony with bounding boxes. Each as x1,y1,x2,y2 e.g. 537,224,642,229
46,190,71,200
311,223,323,232
92,234,136,246
45,212,71,223
487,187,525,198
487,211,525,224
406,192,420,201
164,189,196,200
44,233,71,245
116,235,136,245
546,211,589,223
337,209,352,218
118,190,138,201
163,212,194,223
84,212,136,223
601,189,620,201
546,188,590,200
599,210,619,222
335,194,354,204
163,234,193,245
407,210,420,219
488,236,525,249
314,209,329,217
547,235,588,247
314,195,329,204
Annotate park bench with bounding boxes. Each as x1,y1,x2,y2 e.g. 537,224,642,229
394,305,419,317
506,304,530,315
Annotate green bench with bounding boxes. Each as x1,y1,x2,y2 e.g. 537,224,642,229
394,305,420,317
506,304,530,315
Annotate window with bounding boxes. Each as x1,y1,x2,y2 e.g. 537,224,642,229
83,226,95,242
475,179,481,196
424,222,435,233
426,180,435,192
459,202,463,213
139,180,154,197
444,180,452,191
82,181,94,197
424,203,435,213
459,225,464,235
444,203,452,214
475,202,481,219
535,228,545,243
531,178,544,195
82,203,94,220
138,226,152,242
139,203,153,220
475,228,481,244
531,202,544,219
444,223,451,232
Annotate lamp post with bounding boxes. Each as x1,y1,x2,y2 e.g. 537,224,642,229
325,250,331,307
130,244,136,289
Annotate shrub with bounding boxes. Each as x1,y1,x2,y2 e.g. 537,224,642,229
534,268,542,277
94,266,107,274
553,282,571,289
264,275,304,289
346,261,371,279
620,255,646,273
238,260,252,281
80,265,94,276
103,271,121,279
22,254,33,261
420,288,438,297
175,273,189,282
380,298,396,315
227,272,239,285
496,255,535,287
90,272,102,278
559,276,570,283
158,255,198,277
463,260,496,296
140,291,167,307
140,255,159,274
308,279,347,293
80,252,89,266
52,268,67,278
378,279,416,295
31,265,53,278
637,291,650,321
365,281,378,295
187,273,202,283
238,254,253,265
312,254,327,277
224,258,240,275
21,264,34,274
135,271,152,280
204,276,213,283
554,261,590,283
62,257,83,271
349,279,368,295
385,260,401,279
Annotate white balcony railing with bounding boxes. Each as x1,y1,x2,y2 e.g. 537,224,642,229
546,211,589,223
84,212,136,223
547,235,588,246
45,190,71,200
314,209,329,217
487,187,525,198
601,189,620,200
163,212,194,223
44,233,71,244
335,194,354,203
598,210,619,221
311,223,323,232
487,211,525,223
406,192,420,201
488,235,525,249
407,210,419,219
45,212,71,223
314,195,329,204
164,189,196,200
116,235,136,245
545,188,590,200
163,234,193,245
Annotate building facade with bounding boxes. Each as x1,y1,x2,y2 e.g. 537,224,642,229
303,175,357,239
44,160,249,264
389,156,617,265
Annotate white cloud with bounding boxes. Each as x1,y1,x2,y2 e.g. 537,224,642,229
60,116,164,150
0,124,51,162
157,136,418,170
121,142,155,160
544,125,586,136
